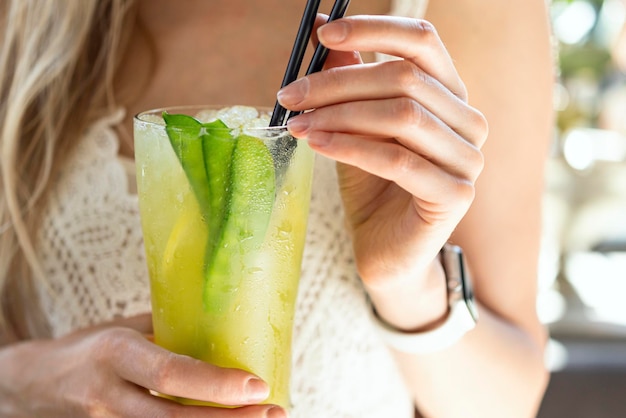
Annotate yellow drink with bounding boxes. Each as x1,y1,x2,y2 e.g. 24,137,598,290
134,106,314,408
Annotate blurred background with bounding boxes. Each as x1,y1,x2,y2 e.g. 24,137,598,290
537,0,626,416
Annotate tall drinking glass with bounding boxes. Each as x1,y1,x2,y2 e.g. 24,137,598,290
134,105,314,408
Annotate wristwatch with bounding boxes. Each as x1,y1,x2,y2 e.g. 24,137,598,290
370,244,479,354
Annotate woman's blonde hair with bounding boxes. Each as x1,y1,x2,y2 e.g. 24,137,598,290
0,0,136,340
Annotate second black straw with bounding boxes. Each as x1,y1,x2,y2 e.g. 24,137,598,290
270,0,351,127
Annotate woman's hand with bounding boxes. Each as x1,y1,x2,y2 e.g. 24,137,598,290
278,15,488,291
0,314,285,417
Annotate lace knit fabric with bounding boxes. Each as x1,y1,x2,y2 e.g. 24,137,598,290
35,1,428,415
36,110,149,334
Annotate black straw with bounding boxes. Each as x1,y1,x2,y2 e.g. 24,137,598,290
287,0,351,121
270,0,322,127
271,0,351,127
305,0,351,76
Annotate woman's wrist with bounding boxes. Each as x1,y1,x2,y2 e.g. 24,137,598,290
363,257,449,332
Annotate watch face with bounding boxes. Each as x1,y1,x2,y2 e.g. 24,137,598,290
463,284,479,322
442,244,479,323
456,248,480,322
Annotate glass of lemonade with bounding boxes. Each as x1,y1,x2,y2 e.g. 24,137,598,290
134,105,315,408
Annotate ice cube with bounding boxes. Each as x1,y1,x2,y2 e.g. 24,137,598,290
194,109,219,123
217,106,260,129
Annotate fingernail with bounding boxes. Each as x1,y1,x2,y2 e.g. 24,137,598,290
267,406,288,418
245,378,270,402
286,116,309,136
277,78,309,106
318,21,349,43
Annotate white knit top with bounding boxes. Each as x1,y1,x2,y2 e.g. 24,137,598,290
35,1,428,416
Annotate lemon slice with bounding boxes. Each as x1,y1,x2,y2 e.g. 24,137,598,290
161,193,208,280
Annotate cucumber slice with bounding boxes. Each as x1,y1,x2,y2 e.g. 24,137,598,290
203,134,276,313
163,112,212,216
201,120,236,252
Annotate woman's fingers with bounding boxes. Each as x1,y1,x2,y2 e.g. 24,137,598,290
317,15,467,100
278,15,489,170
292,131,476,214
107,382,284,418
278,60,487,149
42,325,285,417
286,99,484,183
95,328,270,406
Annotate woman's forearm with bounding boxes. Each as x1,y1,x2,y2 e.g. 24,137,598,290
392,304,548,418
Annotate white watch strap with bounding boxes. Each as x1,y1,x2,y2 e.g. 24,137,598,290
369,298,476,354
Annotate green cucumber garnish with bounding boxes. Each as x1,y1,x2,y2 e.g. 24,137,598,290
163,113,276,313
203,134,276,312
